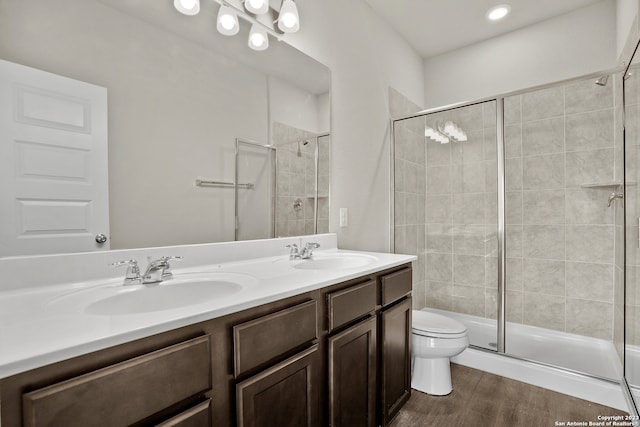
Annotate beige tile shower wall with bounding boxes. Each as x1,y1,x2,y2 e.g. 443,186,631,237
272,123,318,237
422,103,499,320
625,64,640,348
316,136,331,234
390,87,426,310
395,80,619,341
501,79,617,340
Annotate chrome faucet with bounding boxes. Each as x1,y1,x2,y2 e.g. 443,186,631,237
142,256,183,284
300,242,320,259
286,242,320,260
110,259,142,285
607,191,623,207
286,244,300,260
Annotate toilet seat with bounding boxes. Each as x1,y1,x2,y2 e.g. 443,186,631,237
412,310,467,339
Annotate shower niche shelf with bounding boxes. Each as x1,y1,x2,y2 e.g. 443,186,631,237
580,181,623,189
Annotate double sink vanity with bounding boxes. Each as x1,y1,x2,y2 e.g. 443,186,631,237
0,234,415,426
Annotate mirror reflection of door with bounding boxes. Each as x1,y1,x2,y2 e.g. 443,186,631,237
0,60,109,256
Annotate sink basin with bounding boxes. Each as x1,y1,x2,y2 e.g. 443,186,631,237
293,254,377,270
48,272,258,315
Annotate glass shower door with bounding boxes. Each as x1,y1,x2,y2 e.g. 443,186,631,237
393,100,499,351
503,76,620,380
625,50,640,394
235,139,275,240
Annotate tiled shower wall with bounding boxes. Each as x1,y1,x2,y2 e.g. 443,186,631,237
501,80,616,340
272,122,330,237
421,103,499,322
390,87,425,309
394,77,620,341
625,64,640,349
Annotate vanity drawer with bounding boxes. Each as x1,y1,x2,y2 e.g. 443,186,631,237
155,399,211,427
22,335,211,427
380,268,412,306
327,279,377,332
234,300,317,377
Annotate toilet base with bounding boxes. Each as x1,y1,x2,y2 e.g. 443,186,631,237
411,356,452,396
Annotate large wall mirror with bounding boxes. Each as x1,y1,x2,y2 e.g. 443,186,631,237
0,0,330,257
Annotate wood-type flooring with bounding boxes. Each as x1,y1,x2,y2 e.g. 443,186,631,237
390,364,628,427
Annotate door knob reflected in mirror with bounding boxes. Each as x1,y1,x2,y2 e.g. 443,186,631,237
95,234,108,244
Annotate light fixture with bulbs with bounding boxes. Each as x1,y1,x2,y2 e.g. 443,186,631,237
425,121,468,144
440,121,467,142
425,126,450,144
174,0,300,51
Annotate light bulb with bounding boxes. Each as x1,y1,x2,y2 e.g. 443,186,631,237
443,121,456,135
217,5,239,36
245,0,269,15
278,0,299,33
425,127,435,138
281,12,296,28
486,4,510,21
174,0,200,15
248,24,269,50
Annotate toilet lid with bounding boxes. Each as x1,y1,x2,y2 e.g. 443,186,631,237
412,310,467,336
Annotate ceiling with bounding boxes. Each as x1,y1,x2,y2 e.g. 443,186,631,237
365,0,605,58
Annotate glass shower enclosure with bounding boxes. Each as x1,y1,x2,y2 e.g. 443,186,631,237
234,134,331,240
392,71,624,383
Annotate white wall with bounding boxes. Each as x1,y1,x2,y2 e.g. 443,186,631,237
283,0,426,251
422,0,617,109
268,76,325,135
317,92,331,134
617,0,639,59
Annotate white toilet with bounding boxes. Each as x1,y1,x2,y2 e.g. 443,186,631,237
411,310,469,396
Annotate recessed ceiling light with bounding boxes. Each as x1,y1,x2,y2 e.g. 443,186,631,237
486,4,511,21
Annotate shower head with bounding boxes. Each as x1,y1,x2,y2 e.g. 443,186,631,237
595,75,609,86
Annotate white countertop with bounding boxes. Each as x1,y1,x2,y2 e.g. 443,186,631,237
0,242,415,379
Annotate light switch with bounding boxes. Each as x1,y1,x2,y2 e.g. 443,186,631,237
340,208,348,227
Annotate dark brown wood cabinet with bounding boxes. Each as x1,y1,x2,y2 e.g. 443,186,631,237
236,345,320,427
328,316,377,427
326,266,413,427
155,400,212,427
380,297,412,425
233,300,320,427
0,263,413,427
22,335,211,427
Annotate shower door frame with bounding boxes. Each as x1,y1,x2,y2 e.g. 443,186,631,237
390,67,624,371
313,133,331,233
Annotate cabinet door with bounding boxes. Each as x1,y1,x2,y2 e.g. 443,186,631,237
328,316,377,427
236,345,319,427
380,297,412,425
